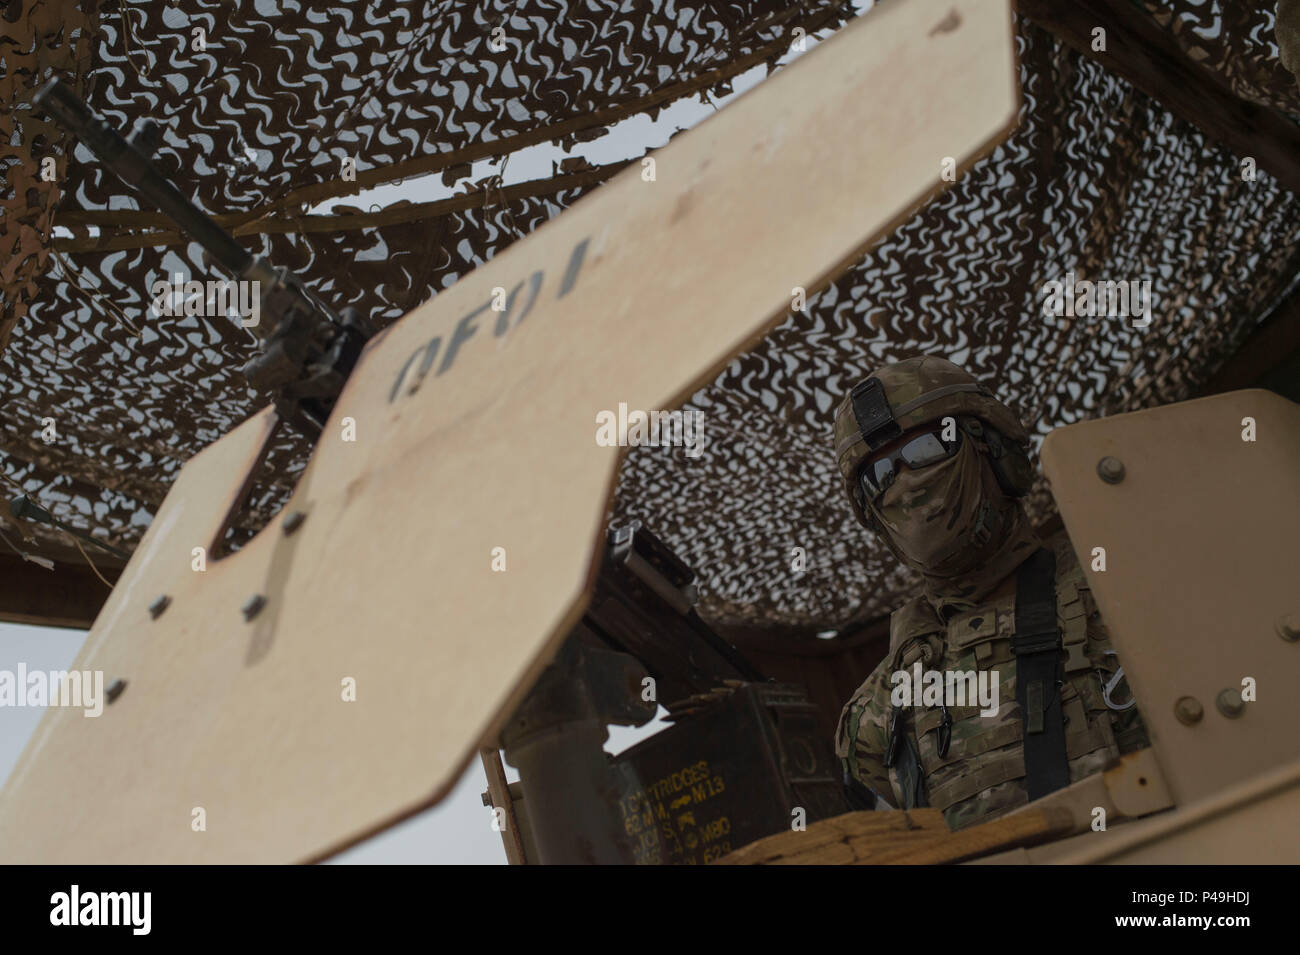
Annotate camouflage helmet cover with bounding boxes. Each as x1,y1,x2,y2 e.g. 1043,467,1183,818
834,356,1030,526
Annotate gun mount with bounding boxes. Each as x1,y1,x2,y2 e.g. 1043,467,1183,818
34,78,373,436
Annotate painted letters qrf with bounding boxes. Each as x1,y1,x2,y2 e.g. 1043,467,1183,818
389,237,589,402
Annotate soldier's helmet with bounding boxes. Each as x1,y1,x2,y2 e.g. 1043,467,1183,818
833,356,1031,528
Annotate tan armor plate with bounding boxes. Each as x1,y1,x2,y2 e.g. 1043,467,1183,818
1041,389,1300,808
0,0,1018,862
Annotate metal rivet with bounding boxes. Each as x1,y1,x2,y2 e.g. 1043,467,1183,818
106,679,127,704
1174,696,1203,726
1097,456,1126,484
1216,688,1245,719
282,510,307,535
148,594,171,619
241,594,267,621
1276,613,1300,643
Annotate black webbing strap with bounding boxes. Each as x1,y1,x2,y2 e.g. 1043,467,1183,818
850,377,901,451
1012,547,1070,800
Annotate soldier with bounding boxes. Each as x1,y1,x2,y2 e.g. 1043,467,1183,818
833,356,1147,829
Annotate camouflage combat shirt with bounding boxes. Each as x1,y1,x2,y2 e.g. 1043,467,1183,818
835,534,1148,830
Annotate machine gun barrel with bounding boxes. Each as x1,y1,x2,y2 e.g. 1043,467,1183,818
33,78,375,437
35,78,255,281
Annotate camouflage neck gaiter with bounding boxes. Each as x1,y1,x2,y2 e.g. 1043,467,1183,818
867,439,1041,618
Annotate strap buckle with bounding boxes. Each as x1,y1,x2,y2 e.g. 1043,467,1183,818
1012,628,1062,735
884,704,902,768
1010,628,1062,656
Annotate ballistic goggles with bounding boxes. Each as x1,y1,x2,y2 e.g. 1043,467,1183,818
857,426,962,501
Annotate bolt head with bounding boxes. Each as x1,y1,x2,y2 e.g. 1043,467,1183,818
1276,612,1300,642
106,679,127,704
241,594,267,621
148,594,171,619
1097,456,1126,484
282,510,307,535
1174,696,1203,726
1216,688,1246,718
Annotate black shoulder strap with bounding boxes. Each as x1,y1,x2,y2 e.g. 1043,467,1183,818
1012,547,1070,800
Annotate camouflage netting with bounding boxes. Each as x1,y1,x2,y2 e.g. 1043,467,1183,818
1,0,855,562
0,0,95,353
1155,0,1300,119
2,0,1298,631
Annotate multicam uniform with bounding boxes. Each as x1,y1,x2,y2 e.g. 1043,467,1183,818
830,356,1146,830
835,533,1148,829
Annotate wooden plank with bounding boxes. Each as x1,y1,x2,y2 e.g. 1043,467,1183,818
881,808,1074,864
716,808,1073,865
52,165,631,255
1198,284,1300,399
479,748,527,865
716,809,949,865
1017,0,1300,195
0,551,112,629
0,0,1019,863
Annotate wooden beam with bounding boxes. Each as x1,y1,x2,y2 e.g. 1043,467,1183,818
716,807,1076,864
52,163,629,255
0,551,110,629
1017,0,1300,196
478,748,528,865
716,614,889,656
1198,281,1300,398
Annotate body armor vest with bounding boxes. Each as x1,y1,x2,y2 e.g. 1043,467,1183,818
839,536,1148,830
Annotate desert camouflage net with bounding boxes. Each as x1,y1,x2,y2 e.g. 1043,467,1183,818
1152,0,1300,121
611,0,1300,629
1,1,1297,631
0,0,95,354
1,0,854,564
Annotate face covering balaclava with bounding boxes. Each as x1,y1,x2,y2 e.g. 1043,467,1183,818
866,437,1041,617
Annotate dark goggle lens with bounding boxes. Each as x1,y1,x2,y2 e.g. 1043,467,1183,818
899,431,954,468
866,457,895,497
859,429,960,499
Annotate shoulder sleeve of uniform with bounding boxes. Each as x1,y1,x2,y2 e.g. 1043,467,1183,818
835,660,895,802
889,594,940,654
